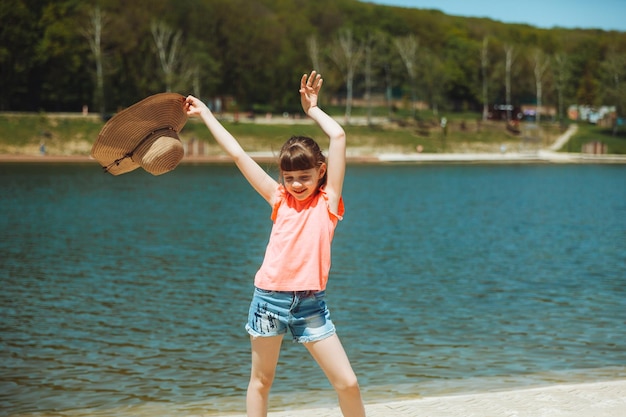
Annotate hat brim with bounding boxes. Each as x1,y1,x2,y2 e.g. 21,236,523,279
91,93,188,175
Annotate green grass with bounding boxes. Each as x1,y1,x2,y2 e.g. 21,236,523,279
0,113,103,153
562,122,626,154
1,111,624,155
183,117,527,154
182,119,325,151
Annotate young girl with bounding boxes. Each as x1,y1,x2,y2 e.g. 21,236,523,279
185,71,366,417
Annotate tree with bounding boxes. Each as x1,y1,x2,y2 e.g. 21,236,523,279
307,35,322,75
34,1,94,111
394,34,419,118
381,36,397,119
185,37,220,100
503,44,517,121
553,52,571,126
531,49,550,124
481,37,489,121
601,48,626,135
4,0,626,117
329,29,364,125
420,47,447,116
363,31,388,125
0,0,41,110
81,5,107,117
150,20,183,93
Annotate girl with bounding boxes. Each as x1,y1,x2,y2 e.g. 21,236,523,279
185,71,366,417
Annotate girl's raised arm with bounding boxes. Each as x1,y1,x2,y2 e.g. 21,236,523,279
185,96,278,205
300,72,346,213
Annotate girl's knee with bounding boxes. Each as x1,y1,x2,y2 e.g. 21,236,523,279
249,371,275,393
333,374,361,393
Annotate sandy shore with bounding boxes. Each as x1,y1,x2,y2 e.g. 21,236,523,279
220,380,626,417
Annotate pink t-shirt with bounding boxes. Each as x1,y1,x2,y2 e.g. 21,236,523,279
254,185,344,291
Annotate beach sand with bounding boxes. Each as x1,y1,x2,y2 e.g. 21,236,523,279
221,380,626,417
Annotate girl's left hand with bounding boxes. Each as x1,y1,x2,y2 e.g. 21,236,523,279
300,71,323,114
184,95,209,117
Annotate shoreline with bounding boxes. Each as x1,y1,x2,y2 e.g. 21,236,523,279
12,379,624,416
1,151,625,165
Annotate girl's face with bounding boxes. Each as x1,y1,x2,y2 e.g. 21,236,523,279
282,164,326,201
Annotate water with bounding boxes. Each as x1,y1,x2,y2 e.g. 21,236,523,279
1,162,625,416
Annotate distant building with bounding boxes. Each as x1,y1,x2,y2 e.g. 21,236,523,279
568,105,616,124
487,104,522,121
488,104,556,122
520,104,556,120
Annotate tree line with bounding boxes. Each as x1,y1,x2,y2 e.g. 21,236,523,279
1,0,625,130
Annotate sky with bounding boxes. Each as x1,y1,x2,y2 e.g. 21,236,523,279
361,0,626,32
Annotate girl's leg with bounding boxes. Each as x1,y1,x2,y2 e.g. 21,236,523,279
246,335,283,417
305,334,366,417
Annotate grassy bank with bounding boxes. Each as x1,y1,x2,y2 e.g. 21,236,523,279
556,122,626,154
1,111,623,156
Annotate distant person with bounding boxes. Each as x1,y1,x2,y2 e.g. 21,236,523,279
185,71,366,417
214,97,222,113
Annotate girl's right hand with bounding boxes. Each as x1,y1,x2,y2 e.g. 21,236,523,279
300,71,323,114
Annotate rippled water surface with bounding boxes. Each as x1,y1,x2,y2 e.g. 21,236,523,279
1,162,625,416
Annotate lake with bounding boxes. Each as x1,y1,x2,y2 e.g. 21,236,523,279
1,162,625,416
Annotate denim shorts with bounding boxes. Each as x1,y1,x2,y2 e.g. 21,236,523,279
245,287,336,343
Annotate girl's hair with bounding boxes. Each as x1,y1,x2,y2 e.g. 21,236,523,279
279,136,327,187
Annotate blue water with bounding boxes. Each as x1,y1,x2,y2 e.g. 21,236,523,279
1,162,625,416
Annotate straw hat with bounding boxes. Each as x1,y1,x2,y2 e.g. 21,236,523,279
91,93,188,175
